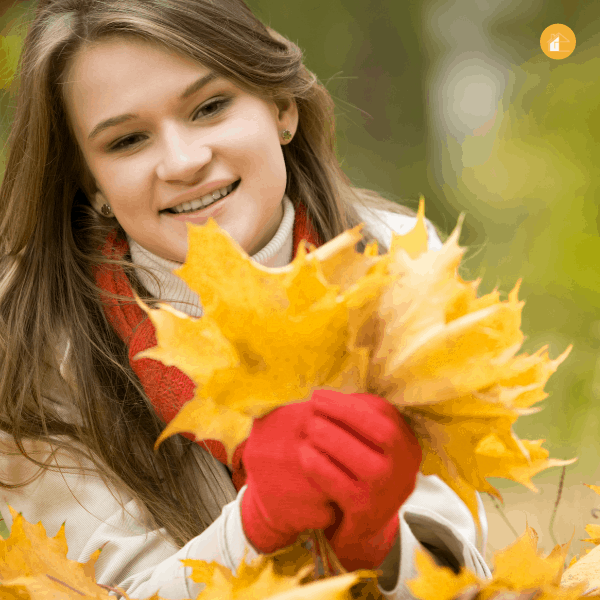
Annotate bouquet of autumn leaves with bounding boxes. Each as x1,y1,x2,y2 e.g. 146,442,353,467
137,197,573,545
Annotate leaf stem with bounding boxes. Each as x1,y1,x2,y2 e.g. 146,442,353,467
549,465,567,547
97,583,134,599
315,530,332,578
314,529,347,576
487,493,519,539
45,575,85,596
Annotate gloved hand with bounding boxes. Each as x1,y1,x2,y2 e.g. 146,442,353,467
241,401,336,554
299,389,422,571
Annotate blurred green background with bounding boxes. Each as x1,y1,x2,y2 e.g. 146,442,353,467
1,0,600,542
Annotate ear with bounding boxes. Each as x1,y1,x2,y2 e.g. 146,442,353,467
274,96,299,143
90,190,107,214
80,164,107,215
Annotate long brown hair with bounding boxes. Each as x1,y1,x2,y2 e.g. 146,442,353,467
0,0,420,548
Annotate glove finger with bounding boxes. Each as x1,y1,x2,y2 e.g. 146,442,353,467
312,390,400,424
308,413,392,483
311,392,402,454
279,494,336,531
298,441,366,507
245,403,310,458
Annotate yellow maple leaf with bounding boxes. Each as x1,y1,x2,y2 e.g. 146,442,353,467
183,545,376,600
406,546,479,600
569,556,580,568
0,504,145,600
583,525,600,546
136,197,574,530
137,221,393,463
409,527,586,600
0,505,374,600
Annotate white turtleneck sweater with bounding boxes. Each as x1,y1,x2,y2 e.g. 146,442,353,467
127,195,296,318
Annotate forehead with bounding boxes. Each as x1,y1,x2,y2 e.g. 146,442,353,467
65,34,204,80
63,37,211,141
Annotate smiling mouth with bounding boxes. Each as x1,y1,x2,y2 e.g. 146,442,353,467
161,179,240,215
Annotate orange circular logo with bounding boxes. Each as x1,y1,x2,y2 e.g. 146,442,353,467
540,24,576,59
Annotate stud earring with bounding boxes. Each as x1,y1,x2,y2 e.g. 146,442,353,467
281,129,292,141
101,204,113,217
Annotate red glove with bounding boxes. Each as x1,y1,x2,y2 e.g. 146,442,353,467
241,401,336,554
299,389,422,571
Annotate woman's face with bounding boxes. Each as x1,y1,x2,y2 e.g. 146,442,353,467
64,37,298,262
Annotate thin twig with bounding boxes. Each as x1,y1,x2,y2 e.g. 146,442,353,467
315,529,347,576
46,575,85,596
488,494,519,539
314,530,332,578
549,466,567,547
306,530,325,580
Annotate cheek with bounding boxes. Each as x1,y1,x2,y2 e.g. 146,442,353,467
226,110,281,159
238,127,286,170
100,164,151,208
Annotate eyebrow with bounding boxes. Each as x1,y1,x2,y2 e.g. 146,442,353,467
87,71,220,142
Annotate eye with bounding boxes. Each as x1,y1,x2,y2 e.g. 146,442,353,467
110,134,145,151
193,97,229,119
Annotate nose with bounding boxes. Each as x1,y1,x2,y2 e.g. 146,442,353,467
156,125,212,183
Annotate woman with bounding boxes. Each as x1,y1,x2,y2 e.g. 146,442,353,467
0,1,491,598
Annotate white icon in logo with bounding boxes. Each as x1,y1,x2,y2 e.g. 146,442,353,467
549,33,569,51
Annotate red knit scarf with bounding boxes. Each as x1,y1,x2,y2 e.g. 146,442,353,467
94,202,322,492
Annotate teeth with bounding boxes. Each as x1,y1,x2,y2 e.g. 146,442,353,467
200,191,216,207
170,181,237,213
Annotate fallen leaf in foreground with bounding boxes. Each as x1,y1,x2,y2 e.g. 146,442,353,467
408,526,587,600
0,504,129,600
0,507,377,600
184,542,377,600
